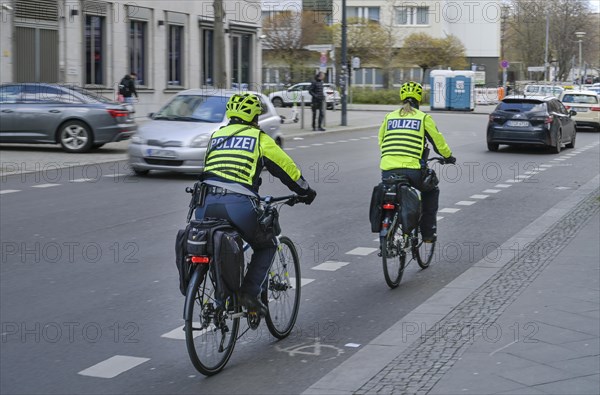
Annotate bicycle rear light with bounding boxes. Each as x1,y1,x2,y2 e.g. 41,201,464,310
382,203,395,210
191,256,210,264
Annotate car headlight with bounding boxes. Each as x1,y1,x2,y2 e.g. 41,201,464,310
130,135,145,144
190,134,210,148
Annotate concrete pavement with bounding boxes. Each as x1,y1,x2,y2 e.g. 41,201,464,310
304,175,600,395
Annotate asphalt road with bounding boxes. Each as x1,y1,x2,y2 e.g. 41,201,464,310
1,112,599,394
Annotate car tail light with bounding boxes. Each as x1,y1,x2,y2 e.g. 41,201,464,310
107,109,129,118
191,256,210,264
591,106,600,111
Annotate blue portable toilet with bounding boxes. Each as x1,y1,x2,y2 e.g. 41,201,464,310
430,70,454,110
448,71,475,111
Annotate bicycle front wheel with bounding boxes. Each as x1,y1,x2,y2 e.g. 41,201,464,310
264,236,301,339
184,265,240,376
381,232,406,289
413,230,436,269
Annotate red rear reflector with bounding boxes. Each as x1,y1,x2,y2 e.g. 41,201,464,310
107,109,129,118
591,107,600,111
191,256,210,264
544,116,553,124
382,203,395,210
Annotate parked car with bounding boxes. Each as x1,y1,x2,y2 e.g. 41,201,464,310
487,95,577,153
559,90,600,132
0,83,136,152
128,90,283,175
268,82,341,109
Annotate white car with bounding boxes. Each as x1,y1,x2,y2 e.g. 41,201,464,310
128,90,283,175
268,82,341,109
559,90,600,132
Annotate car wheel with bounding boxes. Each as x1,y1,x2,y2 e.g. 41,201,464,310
58,120,94,153
551,130,562,154
566,129,576,149
487,142,499,152
272,97,284,107
133,168,149,176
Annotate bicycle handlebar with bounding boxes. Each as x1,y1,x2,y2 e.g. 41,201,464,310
428,156,446,164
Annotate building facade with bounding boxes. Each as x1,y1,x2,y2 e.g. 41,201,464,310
0,0,265,115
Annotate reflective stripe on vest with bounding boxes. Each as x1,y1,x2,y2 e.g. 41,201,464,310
204,125,261,186
380,111,426,168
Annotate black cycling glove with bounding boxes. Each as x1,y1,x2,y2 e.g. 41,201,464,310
298,188,317,205
444,156,457,165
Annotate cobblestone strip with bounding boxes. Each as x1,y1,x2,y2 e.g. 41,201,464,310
356,190,600,395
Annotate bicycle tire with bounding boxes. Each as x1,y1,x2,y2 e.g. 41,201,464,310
184,264,240,376
264,236,301,339
381,232,405,289
413,229,436,269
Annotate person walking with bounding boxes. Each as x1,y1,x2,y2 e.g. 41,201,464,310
119,72,138,112
309,72,326,131
378,81,456,242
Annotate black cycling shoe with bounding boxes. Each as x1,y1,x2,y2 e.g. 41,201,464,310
239,292,268,316
422,234,437,243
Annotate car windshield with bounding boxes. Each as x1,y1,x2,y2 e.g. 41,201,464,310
561,94,598,104
497,100,546,113
153,95,227,122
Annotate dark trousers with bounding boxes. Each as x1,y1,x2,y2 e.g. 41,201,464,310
382,169,439,238
194,193,276,297
312,100,324,129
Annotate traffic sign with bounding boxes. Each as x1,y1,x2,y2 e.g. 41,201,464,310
501,60,509,69
320,52,327,64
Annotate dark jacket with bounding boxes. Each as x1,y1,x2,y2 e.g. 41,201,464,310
119,75,137,98
309,77,324,103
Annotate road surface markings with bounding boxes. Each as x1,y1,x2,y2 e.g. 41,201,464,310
555,186,571,190
470,194,489,199
439,208,460,213
537,168,547,171
540,164,553,168
296,145,309,149
437,216,444,221
505,179,523,183
345,247,378,256
456,201,476,206
345,343,361,348
31,183,61,188
78,355,150,378
483,189,501,193
554,158,567,161
336,140,348,143
0,190,21,195
71,178,96,183
161,325,187,340
312,261,351,271
312,143,324,146
495,184,511,188
102,173,127,178
291,277,315,287
516,175,531,179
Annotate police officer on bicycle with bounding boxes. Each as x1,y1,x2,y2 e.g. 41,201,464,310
378,81,456,243
196,93,316,314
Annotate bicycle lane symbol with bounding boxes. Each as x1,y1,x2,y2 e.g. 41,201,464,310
275,337,345,361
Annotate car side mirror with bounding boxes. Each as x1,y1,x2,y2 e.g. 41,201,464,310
569,110,577,117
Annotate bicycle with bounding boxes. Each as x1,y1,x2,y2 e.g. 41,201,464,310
182,187,302,376
379,157,445,289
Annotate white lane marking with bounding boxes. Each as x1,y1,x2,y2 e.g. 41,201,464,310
78,355,150,378
31,183,61,188
456,201,476,206
71,178,96,183
516,175,531,179
345,343,361,348
297,145,309,149
540,164,553,168
373,238,380,242
554,158,567,161
505,179,523,183
555,186,571,190
348,138,360,141
336,140,348,143
291,277,315,287
483,189,501,193
439,208,460,213
437,216,444,221
293,137,304,141
495,184,511,188
537,168,547,171
345,247,378,256
324,141,336,144
312,261,351,271
103,173,127,178
523,171,538,175
312,143,324,146
470,194,489,199
359,136,370,140
161,325,187,340
286,148,296,151
0,190,21,195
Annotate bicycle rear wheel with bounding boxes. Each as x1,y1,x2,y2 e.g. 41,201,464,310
413,230,436,269
264,236,301,339
381,231,406,289
184,265,240,376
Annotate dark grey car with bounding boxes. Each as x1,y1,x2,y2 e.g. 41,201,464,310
487,95,577,154
0,83,137,153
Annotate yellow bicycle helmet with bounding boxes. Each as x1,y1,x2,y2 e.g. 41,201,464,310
225,93,262,123
399,81,423,102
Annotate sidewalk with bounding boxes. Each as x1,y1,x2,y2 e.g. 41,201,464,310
304,176,600,395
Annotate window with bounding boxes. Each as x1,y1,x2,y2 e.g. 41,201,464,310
395,6,429,25
129,21,147,86
168,25,184,87
347,7,380,23
202,29,214,85
85,15,105,85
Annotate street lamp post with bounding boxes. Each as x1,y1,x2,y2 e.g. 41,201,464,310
575,31,586,88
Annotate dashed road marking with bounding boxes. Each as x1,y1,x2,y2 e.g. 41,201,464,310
0,190,21,195
161,325,187,340
312,143,324,146
555,186,571,190
516,175,531,179
71,178,96,183
103,173,127,178
483,189,501,193
31,183,61,188
456,201,476,206
291,277,315,287
345,247,378,256
437,216,444,221
78,355,150,378
470,194,489,199
495,184,511,188
312,261,351,271
439,208,460,213
505,179,523,183
297,145,309,149
540,164,553,168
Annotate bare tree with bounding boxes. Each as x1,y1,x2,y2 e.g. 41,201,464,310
213,0,227,88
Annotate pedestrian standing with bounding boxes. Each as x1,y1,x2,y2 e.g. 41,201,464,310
309,72,326,131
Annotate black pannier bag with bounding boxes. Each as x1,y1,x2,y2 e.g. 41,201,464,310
369,183,386,233
398,185,421,235
211,229,244,301
175,218,230,296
